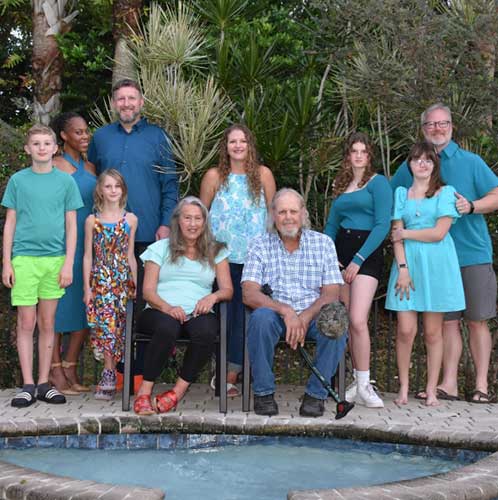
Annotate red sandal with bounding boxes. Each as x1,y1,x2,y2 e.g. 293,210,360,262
133,394,155,415
154,390,178,413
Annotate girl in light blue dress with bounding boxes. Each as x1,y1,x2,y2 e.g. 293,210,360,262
386,142,465,407
200,124,276,396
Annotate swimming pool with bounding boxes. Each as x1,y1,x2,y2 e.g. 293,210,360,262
0,434,486,500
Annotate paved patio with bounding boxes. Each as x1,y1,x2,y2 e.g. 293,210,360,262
0,384,498,499
1,384,497,449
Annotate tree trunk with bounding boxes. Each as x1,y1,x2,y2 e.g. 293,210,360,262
112,0,142,85
32,0,78,124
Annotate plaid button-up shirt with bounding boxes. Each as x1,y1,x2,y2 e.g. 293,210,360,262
241,229,343,313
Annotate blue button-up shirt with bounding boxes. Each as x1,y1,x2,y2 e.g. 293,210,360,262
88,118,178,242
241,230,343,313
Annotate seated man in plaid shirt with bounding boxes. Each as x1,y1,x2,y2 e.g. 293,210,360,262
241,188,347,417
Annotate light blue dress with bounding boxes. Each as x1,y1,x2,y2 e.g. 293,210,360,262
54,154,96,332
209,173,267,264
385,185,465,313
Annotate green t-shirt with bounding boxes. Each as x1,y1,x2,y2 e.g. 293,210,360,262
2,167,84,257
140,239,229,315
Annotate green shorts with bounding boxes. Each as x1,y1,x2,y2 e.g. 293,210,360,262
11,255,66,306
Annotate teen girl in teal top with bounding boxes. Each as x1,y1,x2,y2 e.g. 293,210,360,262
324,132,392,409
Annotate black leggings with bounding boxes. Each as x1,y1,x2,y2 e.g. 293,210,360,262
138,308,218,384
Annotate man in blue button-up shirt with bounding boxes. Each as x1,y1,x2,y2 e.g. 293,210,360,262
88,79,178,244
391,103,498,403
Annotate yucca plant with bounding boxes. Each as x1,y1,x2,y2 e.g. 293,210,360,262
93,1,233,188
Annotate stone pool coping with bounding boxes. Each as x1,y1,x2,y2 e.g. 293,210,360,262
0,460,164,500
1,386,498,499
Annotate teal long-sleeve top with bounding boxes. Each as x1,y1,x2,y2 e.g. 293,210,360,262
324,174,393,266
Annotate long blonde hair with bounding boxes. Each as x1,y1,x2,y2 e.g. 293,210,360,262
168,196,225,268
217,124,262,203
94,169,128,212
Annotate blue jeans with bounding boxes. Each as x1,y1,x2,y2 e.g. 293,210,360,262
227,263,244,373
247,307,347,399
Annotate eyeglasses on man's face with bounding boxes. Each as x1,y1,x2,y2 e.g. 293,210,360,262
422,120,451,130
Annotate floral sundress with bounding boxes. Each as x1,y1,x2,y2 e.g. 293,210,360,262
87,213,135,362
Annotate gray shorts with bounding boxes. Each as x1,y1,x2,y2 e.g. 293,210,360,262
445,263,497,322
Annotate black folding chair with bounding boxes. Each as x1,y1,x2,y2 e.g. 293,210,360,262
122,301,228,413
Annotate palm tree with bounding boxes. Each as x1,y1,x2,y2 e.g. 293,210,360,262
32,0,78,124
112,0,142,84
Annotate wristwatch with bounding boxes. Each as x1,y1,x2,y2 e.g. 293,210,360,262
398,263,408,269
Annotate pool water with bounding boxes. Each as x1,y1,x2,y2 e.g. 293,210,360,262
0,436,479,500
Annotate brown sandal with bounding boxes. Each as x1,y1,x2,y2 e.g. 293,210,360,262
470,390,493,404
49,363,79,395
154,390,178,413
134,394,156,415
62,360,91,392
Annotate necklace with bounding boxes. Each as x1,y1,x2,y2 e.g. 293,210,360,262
409,187,424,217
415,199,423,217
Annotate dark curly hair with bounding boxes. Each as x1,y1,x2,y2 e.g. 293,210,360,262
332,132,376,197
50,112,84,147
407,142,445,198
217,124,262,204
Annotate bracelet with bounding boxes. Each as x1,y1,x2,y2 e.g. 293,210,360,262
355,252,365,262
468,200,475,214
398,263,408,269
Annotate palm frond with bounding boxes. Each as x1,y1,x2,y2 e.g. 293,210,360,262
124,2,206,70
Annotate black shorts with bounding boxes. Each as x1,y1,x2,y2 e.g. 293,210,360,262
335,227,384,281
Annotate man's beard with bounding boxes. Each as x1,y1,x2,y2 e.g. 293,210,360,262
119,110,141,124
279,227,300,238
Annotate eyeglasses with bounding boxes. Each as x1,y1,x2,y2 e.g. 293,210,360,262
422,120,451,130
412,159,434,166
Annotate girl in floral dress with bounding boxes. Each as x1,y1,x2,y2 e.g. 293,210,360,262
83,169,137,400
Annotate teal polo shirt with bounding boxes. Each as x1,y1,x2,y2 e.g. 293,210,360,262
391,141,498,267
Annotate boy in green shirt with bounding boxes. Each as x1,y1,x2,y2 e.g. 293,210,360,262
2,125,83,407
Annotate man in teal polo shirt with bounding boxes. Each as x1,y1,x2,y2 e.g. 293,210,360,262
391,103,498,403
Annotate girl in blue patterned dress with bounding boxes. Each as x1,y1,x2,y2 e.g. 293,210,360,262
83,169,137,400
50,113,96,395
200,124,276,396
386,142,465,406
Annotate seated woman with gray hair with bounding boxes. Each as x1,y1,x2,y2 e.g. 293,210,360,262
133,196,233,415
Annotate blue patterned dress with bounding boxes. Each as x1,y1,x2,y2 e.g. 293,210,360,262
54,153,96,332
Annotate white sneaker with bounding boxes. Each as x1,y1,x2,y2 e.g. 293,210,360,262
345,380,357,402
356,383,384,408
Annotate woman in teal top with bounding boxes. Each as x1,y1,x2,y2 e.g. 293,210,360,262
386,142,464,407
133,197,233,415
50,112,96,395
325,132,392,409
200,124,276,397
